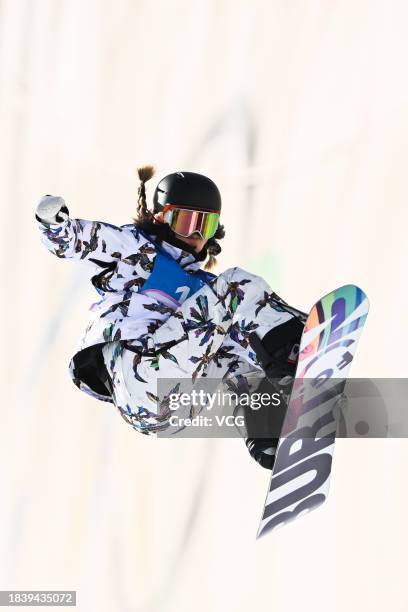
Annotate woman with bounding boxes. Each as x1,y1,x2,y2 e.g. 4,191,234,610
35,167,305,469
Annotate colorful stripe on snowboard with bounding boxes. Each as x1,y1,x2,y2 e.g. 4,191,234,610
257,284,369,538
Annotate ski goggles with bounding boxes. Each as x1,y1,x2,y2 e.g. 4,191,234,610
162,205,220,239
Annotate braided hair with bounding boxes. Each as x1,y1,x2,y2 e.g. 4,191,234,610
133,165,225,271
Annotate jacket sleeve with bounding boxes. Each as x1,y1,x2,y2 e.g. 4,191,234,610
36,215,144,266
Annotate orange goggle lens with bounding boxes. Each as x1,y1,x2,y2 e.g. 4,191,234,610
163,207,220,239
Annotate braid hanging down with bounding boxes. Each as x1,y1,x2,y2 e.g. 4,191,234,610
134,165,155,224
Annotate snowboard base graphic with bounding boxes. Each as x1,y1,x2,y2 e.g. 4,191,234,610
257,284,369,538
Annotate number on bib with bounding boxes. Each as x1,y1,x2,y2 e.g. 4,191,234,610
175,286,191,302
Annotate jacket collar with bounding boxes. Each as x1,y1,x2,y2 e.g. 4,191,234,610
150,236,204,272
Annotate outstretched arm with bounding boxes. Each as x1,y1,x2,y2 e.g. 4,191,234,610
35,195,143,265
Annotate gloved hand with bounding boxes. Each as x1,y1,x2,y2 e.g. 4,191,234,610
35,195,69,224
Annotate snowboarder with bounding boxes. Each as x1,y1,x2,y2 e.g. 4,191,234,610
35,167,305,469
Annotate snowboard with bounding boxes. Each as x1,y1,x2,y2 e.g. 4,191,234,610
257,284,369,538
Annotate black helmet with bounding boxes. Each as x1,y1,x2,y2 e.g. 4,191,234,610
153,171,222,214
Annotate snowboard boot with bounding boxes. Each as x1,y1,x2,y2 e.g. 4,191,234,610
245,437,279,470
244,316,305,470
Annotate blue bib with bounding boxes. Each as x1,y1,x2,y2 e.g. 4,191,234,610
139,235,216,308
